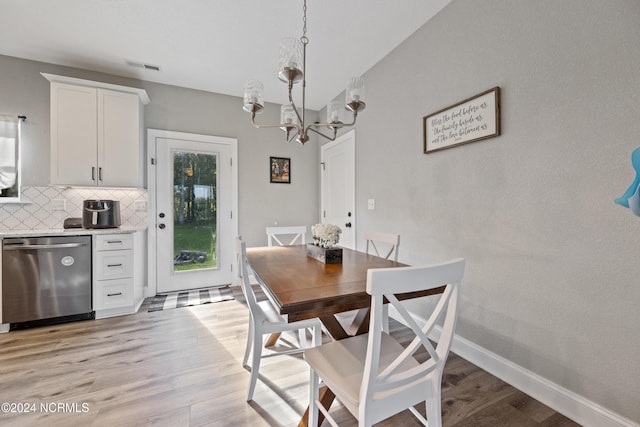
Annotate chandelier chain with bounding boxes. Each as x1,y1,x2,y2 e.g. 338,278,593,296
302,0,308,44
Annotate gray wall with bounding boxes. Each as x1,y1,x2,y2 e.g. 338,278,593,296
0,54,320,245
345,0,639,422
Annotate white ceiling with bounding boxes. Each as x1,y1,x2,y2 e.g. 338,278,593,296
0,0,451,110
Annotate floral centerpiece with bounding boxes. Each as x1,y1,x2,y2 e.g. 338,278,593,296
311,223,341,248
308,223,343,264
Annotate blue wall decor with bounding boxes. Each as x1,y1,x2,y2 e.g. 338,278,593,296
615,147,640,216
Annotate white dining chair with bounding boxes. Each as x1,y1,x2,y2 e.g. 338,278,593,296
362,231,400,332
266,225,307,246
236,237,322,401
304,258,465,427
364,231,400,261
334,231,401,334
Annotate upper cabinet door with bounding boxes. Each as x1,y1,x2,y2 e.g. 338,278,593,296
50,82,98,186
45,73,149,188
97,89,141,187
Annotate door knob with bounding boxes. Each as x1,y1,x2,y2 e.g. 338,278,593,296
159,223,166,229
345,222,352,228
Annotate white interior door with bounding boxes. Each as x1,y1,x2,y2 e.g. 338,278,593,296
321,130,356,249
148,130,237,294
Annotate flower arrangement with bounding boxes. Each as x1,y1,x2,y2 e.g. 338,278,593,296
311,223,342,248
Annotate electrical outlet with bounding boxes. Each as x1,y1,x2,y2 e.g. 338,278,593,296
367,199,375,210
51,199,66,211
134,200,147,212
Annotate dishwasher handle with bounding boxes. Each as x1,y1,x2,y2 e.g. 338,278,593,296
3,242,89,251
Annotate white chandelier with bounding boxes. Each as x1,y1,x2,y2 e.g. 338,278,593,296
242,0,366,145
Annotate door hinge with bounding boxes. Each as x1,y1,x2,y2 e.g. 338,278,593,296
230,211,233,219
230,158,233,166
323,210,326,218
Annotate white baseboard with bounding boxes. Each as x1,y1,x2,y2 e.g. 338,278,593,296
432,327,639,427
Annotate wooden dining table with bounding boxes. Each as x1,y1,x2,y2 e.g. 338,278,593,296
245,244,405,338
245,244,445,426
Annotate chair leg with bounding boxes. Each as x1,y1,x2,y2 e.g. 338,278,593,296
308,368,320,427
425,381,442,427
242,318,253,368
247,329,263,401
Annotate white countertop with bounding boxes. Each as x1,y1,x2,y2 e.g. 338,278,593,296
0,225,146,238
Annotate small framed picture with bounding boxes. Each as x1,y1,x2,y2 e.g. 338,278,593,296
270,156,290,184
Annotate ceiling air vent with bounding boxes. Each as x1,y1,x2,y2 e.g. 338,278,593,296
125,60,161,71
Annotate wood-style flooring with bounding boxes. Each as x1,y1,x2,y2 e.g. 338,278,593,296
0,286,582,426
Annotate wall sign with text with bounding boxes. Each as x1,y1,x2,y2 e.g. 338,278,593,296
423,87,501,154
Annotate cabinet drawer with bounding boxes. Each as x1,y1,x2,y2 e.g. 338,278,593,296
96,279,133,309
96,251,133,280
96,234,133,251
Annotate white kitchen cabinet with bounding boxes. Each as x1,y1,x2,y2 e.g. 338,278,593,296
93,233,140,319
44,73,150,188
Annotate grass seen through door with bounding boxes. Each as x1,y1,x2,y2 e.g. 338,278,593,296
173,223,217,271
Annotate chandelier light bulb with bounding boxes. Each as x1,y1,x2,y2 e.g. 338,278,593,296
280,104,297,126
278,37,303,84
346,76,365,103
327,100,341,124
243,79,264,113
346,76,366,113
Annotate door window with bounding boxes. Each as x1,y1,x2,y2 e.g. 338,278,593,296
172,151,218,272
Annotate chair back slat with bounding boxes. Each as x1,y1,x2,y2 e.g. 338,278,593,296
266,226,307,246
364,231,400,261
376,286,456,383
235,237,265,322
361,258,464,406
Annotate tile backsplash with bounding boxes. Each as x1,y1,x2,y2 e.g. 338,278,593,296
0,186,148,231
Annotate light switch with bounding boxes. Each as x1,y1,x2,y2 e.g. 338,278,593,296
367,199,375,210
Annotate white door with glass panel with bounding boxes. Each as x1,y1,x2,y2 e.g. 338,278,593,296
321,130,356,249
150,131,237,294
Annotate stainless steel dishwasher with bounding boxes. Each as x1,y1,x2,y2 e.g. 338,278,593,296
2,235,94,329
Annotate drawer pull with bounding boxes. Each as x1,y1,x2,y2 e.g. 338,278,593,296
107,263,123,267
107,292,123,297
107,240,123,244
